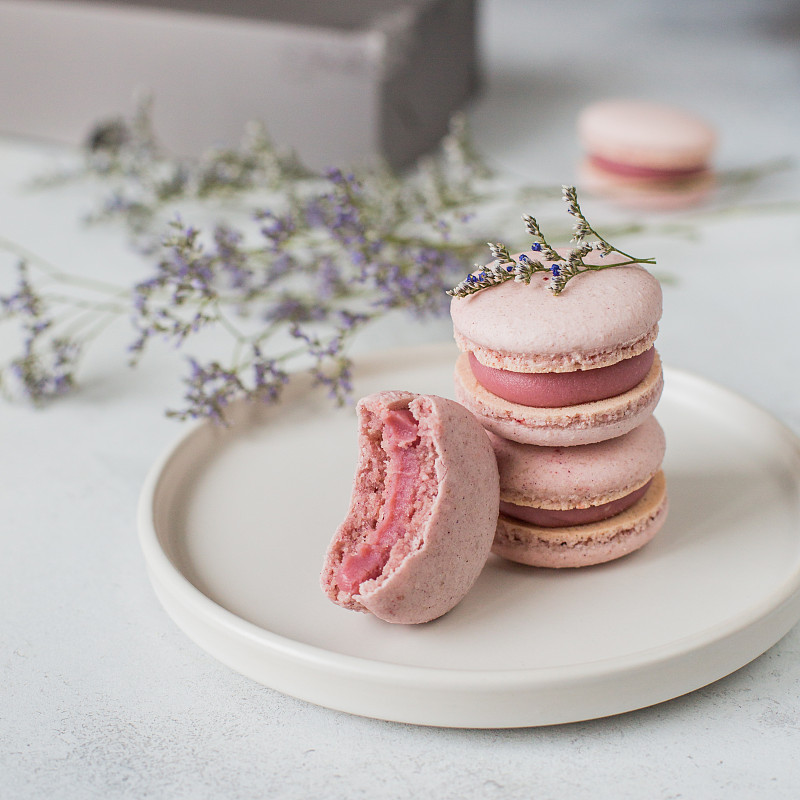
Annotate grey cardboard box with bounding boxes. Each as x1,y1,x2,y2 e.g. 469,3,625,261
0,0,478,168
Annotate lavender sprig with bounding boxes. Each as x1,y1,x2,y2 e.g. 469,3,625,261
447,186,656,297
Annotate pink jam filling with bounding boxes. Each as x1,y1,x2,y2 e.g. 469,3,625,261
469,348,654,408
589,154,706,180
336,409,421,594
501,480,652,528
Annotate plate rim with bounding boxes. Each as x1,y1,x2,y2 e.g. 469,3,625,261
137,345,800,724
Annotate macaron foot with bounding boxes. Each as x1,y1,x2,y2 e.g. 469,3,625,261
454,350,664,446
492,472,668,568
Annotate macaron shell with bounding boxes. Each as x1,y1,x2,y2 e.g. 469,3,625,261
359,394,499,623
488,414,666,509
322,391,499,625
578,99,716,171
454,350,664,446
450,258,662,373
493,471,668,568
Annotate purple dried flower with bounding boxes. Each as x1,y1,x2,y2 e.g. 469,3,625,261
1,263,43,318
171,357,244,423
266,295,326,324
256,209,296,251
213,224,252,291
13,101,512,420
251,346,290,404
8,333,81,404
311,356,353,404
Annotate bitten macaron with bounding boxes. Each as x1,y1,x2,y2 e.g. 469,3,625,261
450,251,664,446
489,415,668,567
321,390,499,624
578,99,716,210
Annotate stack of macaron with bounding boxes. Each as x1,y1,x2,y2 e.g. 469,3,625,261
322,201,670,623
450,249,669,568
577,99,716,210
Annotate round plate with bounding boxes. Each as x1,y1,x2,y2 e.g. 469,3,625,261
138,343,800,728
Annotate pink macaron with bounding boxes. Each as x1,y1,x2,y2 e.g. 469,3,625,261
577,99,716,210
450,254,664,446
490,415,668,567
321,390,500,624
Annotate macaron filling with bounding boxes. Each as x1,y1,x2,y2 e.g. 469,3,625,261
468,348,655,408
335,408,427,594
500,479,653,528
587,154,706,180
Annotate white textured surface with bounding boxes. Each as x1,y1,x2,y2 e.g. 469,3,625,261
3,0,800,797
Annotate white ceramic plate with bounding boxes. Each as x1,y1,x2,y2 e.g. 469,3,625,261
138,343,800,728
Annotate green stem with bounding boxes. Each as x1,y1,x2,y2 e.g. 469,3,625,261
39,292,129,315
583,257,656,271
0,235,128,296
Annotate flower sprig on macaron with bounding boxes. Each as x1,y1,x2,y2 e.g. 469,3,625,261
447,186,656,297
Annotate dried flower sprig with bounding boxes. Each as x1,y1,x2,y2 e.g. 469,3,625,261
0,237,128,405
8,106,521,420
448,185,656,297
0,261,80,402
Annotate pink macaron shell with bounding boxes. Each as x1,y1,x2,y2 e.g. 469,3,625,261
454,349,664,446
488,414,666,510
450,255,662,373
493,472,669,568
321,391,499,624
578,99,716,172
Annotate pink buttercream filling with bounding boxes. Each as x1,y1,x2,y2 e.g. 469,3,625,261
501,480,652,528
336,409,421,594
589,154,706,180
469,348,654,408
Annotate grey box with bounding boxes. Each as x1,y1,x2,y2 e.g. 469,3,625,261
0,0,479,168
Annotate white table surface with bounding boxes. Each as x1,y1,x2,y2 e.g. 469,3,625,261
3,1,800,797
